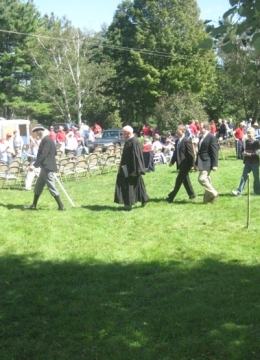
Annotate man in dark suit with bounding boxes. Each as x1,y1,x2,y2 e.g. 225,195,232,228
24,126,65,210
165,124,196,203
197,121,218,204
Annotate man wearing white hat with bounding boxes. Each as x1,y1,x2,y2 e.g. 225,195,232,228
24,126,65,210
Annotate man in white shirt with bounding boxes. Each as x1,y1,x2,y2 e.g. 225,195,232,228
13,130,24,156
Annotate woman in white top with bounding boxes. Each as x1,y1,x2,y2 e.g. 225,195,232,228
65,131,78,155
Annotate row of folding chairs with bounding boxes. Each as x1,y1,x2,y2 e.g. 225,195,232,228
56,152,120,182
0,162,23,188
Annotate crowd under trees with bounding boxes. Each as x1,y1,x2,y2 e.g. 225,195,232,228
0,0,260,132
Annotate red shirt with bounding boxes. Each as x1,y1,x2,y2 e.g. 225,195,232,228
93,124,102,134
49,130,56,141
234,127,244,140
56,130,66,143
189,124,198,135
142,126,151,136
142,144,152,152
210,124,216,134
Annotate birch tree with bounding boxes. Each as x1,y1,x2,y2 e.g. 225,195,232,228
30,16,114,124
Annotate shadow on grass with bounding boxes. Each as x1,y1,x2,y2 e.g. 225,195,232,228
1,255,260,360
81,204,119,212
0,203,26,210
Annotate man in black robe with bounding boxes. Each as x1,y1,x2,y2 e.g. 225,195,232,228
114,125,149,210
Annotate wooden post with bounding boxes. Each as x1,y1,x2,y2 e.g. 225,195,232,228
247,174,250,228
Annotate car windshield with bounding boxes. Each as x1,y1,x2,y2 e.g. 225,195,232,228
102,131,119,139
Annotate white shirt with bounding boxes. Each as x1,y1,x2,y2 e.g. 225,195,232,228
152,140,162,153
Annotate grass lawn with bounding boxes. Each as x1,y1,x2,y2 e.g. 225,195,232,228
1,149,260,360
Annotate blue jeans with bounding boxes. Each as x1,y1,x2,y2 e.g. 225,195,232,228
237,163,260,195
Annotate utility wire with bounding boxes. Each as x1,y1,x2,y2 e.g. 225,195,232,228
0,28,214,61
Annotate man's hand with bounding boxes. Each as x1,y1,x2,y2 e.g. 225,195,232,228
212,167,218,171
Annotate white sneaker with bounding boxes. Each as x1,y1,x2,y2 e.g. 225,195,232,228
232,190,241,196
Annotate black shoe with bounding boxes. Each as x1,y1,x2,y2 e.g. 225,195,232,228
189,195,196,200
23,205,37,210
123,205,132,211
57,206,66,211
164,197,173,203
142,199,149,207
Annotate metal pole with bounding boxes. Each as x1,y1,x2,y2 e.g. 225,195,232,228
54,173,75,207
247,174,250,228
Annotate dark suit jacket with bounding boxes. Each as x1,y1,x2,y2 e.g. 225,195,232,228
170,137,194,170
196,133,218,171
34,135,57,172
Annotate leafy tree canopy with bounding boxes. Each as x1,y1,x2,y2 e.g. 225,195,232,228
203,0,260,53
106,0,216,124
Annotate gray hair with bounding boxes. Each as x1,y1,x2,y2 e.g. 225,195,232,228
122,125,133,134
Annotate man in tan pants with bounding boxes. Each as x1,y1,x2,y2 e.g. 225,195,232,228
196,122,219,204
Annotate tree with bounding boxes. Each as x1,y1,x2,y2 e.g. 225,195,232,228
105,0,216,124
29,16,115,125
0,0,40,118
204,0,260,53
154,91,208,132
212,46,260,122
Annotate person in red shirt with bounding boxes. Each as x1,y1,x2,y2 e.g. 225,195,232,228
142,138,152,152
189,120,198,136
195,119,201,132
234,122,246,159
49,126,56,143
141,124,152,136
210,120,217,135
92,123,102,135
56,126,66,153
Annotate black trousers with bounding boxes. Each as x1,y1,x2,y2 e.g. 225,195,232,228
168,168,195,200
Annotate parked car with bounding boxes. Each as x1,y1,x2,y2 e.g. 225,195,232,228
87,128,126,152
51,122,78,133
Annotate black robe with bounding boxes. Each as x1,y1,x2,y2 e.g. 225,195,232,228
114,136,149,205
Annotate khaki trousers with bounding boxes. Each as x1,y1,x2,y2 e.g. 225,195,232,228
198,170,218,203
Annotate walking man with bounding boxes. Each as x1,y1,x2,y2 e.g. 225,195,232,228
165,124,196,203
197,121,219,204
24,126,65,210
114,125,149,210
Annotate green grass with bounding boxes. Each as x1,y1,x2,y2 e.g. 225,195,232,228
1,149,260,360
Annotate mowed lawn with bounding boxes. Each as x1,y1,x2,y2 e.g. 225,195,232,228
1,149,260,360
